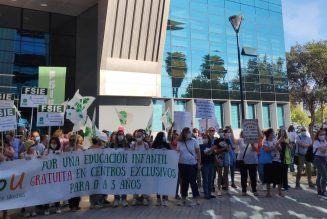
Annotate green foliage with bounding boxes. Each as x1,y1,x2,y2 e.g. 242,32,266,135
314,104,327,125
291,105,310,126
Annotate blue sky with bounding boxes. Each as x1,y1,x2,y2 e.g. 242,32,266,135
282,0,327,51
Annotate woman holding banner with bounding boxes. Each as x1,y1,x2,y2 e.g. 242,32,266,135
176,127,201,206
111,127,129,207
152,132,171,206
43,137,62,215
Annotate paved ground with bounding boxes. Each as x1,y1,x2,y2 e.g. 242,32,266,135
5,173,327,219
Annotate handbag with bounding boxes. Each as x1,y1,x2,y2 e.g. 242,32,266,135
258,141,272,164
305,146,318,163
236,143,249,169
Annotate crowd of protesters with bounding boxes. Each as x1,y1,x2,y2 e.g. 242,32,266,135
1,124,327,219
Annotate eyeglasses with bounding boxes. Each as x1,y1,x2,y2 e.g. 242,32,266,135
209,130,215,132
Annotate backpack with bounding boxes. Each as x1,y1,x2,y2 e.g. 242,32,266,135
305,146,317,163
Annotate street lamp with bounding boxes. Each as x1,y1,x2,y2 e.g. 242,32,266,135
229,15,245,121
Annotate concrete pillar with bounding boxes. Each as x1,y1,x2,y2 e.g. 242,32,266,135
223,100,231,127
243,100,248,120
256,101,263,130
186,99,196,128
270,102,278,130
284,102,291,128
166,98,174,120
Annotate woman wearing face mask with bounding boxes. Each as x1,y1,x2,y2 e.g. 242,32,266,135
112,127,129,207
43,137,62,215
313,128,327,197
131,129,150,206
152,132,171,206
170,132,181,199
262,128,284,197
20,140,38,217
295,127,313,189
200,133,216,199
64,135,84,211
214,128,231,195
225,126,237,189
278,128,292,191
176,127,201,206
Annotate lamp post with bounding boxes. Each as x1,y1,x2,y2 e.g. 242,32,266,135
229,15,245,121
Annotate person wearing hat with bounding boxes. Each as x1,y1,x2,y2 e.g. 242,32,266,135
112,126,129,207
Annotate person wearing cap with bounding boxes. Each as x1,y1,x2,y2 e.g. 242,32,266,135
295,127,313,189
112,127,129,207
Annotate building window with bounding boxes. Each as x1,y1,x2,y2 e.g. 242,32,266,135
262,104,271,128
231,103,240,129
214,102,223,128
277,104,284,128
152,99,165,131
174,100,186,111
247,104,256,119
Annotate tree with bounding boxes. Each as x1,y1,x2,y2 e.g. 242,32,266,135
314,104,327,125
287,42,327,136
165,52,187,98
291,105,310,126
183,54,227,98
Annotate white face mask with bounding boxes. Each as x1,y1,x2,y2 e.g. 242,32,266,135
136,137,143,142
50,144,57,149
319,136,325,141
117,135,124,141
186,133,192,139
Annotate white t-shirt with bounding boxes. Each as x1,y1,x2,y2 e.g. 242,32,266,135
288,131,297,143
264,139,281,162
313,140,327,157
237,138,258,164
177,138,199,165
131,141,149,151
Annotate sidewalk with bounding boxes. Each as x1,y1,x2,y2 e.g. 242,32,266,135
6,173,327,219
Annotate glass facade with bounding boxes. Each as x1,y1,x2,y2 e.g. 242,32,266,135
214,102,223,128
152,99,165,131
277,104,284,128
231,103,240,128
161,0,288,102
247,103,255,119
0,5,76,99
262,103,270,128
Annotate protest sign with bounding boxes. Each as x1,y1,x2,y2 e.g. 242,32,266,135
199,118,220,133
0,108,17,132
20,87,48,108
242,119,259,144
173,111,192,132
196,99,214,119
0,149,179,211
37,105,65,127
39,66,66,105
0,93,15,108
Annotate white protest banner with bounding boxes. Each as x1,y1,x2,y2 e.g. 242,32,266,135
196,99,214,119
20,87,48,108
242,119,259,144
173,111,192,132
199,118,220,133
0,93,15,108
0,149,179,211
0,108,17,132
37,105,65,127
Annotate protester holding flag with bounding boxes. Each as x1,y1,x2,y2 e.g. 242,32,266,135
177,127,201,206
152,132,171,206
111,126,129,207
131,129,150,206
43,137,62,215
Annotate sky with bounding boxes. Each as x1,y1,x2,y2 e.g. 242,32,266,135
282,0,327,51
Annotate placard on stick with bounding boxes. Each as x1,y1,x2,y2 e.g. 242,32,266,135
0,108,17,132
37,105,65,127
0,93,15,108
242,119,259,144
20,87,48,108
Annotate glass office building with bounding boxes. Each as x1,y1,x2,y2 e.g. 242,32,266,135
0,0,290,132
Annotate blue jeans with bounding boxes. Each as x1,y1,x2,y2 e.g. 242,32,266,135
314,156,327,194
201,164,214,197
179,163,200,198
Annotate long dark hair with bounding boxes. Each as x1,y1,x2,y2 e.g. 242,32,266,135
264,128,274,139
152,132,169,149
178,127,191,142
314,128,325,141
49,137,61,151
